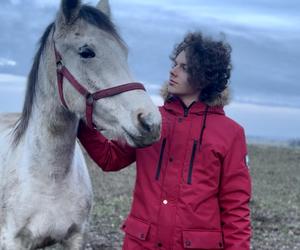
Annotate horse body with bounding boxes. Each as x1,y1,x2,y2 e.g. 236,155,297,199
0,66,92,249
0,0,161,249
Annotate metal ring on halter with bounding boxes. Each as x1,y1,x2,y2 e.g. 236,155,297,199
56,60,64,71
86,93,94,105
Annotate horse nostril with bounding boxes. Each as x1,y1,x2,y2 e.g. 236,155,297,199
137,113,152,133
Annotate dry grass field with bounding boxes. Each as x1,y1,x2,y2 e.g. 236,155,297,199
67,143,300,250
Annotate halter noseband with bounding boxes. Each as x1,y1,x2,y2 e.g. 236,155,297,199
53,43,145,129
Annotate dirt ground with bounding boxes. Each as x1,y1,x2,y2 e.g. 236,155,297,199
53,143,300,250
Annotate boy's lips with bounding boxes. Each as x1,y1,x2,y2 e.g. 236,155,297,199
169,79,178,85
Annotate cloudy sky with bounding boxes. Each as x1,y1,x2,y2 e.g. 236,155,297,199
0,0,299,140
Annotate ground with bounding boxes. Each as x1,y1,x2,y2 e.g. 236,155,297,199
51,143,300,250
248,145,300,250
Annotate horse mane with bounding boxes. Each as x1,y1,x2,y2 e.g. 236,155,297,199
12,22,54,146
12,5,126,146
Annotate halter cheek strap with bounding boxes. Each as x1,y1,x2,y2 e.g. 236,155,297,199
53,44,146,129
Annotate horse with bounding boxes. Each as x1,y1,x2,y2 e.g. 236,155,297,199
0,0,161,249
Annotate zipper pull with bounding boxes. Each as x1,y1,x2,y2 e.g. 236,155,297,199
184,107,188,117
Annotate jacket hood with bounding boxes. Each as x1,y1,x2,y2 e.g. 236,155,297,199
160,82,231,107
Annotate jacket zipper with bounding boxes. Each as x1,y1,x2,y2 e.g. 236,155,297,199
155,138,166,180
181,100,195,117
184,107,189,117
187,140,198,184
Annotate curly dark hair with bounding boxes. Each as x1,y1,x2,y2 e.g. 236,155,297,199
170,32,232,103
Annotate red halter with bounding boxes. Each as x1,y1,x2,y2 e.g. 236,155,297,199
53,44,146,129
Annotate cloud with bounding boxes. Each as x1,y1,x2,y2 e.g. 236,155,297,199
0,73,26,84
144,83,162,92
225,102,300,139
0,73,26,112
0,58,17,67
178,6,299,31
32,0,58,8
10,0,21,5
109,0,300,44
1,0,299,113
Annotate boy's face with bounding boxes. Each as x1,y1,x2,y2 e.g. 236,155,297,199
168,50,200,101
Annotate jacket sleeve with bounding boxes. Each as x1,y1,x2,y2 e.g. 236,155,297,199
219,127,252,250
77,121,136,171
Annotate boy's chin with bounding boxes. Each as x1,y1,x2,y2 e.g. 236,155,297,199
167,85,178,94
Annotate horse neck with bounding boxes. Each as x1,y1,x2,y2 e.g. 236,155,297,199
23,49,79,181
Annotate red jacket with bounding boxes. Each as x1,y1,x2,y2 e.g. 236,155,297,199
78,97,252,250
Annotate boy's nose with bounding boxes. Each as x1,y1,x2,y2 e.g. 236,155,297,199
170,66,177,76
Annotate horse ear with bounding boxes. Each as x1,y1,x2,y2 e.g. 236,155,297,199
58,0,81,25
96,0,111,18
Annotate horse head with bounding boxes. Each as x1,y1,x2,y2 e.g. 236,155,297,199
51,0,161,147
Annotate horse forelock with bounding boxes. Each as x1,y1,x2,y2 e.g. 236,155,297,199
12,4,126,147
79,5,127,49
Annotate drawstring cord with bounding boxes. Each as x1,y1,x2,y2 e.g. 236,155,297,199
198,105,209,149
187,105,209,184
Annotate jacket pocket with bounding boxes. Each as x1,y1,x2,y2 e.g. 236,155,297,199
182,230,224,249
121,216,150,241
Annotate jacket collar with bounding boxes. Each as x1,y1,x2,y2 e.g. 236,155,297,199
163,96,225,116
160,82,230,106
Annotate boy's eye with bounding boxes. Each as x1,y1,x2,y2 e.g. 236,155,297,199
181,64,187,71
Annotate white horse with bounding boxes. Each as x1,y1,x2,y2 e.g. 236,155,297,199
0,0,161,249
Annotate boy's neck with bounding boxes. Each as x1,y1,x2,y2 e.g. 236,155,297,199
178,95,199,107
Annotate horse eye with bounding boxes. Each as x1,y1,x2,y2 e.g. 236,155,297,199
79,46,95,59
